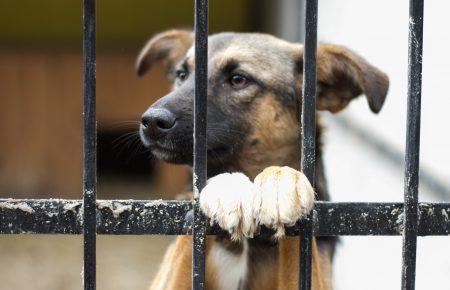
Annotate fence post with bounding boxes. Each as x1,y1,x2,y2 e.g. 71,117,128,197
299,0,318,289
401,0,424,289
192,0,209,289
82,0,97,289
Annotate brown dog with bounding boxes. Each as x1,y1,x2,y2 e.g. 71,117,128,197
136,30,389,290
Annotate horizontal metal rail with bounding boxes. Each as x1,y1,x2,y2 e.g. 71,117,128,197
1,199,449,236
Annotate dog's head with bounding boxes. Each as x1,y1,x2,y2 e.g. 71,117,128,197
136,30,389,177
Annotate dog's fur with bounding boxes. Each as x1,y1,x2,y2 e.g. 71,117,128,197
136,30,389,290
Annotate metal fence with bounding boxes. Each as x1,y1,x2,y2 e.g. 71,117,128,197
0,0,449,290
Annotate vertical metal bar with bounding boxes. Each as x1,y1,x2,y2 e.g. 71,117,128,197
401,0,424,289
192,0,208,289
83,0,97,289
299,0,318,289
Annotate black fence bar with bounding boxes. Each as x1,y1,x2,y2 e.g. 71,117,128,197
2,200,449,236
192,0,208,289
82,0,97,289
401,0,424,289
299,0,318,289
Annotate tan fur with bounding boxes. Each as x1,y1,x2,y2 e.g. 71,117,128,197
238,95,301,179
149,236,220,290
277,237,331,290
136,30,194,78
314,44,389,113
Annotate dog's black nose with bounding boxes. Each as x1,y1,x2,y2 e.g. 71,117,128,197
141,108,177,139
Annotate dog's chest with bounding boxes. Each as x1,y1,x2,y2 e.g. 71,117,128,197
210,240,248,290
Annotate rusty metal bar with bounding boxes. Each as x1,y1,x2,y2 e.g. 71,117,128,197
2,200,449,236
401,0,424,289
192,0,209,289
82,0,97,289
299,0,318,289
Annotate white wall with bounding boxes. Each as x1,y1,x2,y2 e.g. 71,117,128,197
317,1,450,289
318,0,450,190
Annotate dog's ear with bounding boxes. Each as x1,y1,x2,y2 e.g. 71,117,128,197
135,29,194,79
295,44,389,113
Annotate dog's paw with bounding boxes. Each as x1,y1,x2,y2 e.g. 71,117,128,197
200,167,314,241
200,172,257,241
253,166,314,239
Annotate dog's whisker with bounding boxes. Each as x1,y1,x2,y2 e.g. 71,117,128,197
125,139,146,163
112,132,140,146
113,131,140,139
112,138,138,153
112,132,142,157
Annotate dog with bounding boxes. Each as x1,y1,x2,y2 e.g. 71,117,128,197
136,30,389,290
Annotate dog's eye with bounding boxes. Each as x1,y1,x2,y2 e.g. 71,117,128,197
229,74,248,89
176,69,187,81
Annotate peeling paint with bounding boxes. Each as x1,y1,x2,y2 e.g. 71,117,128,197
397,212,405,230
0,202,34,213
111,204,132,218
97,201,132,218
97,201,113,211
144,199,164,207
193,173,200,199
442,209,449,222
47,212,59,218
63,202,82,213
391,208,401,216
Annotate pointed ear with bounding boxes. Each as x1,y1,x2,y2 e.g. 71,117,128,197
295,44,389,113
135,29,194,79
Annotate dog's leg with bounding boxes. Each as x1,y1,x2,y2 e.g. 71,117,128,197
149,235,222,290
255,167,329,289
278,237,331,290
148,236,192,290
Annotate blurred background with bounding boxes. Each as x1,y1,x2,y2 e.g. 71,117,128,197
0,0,448,289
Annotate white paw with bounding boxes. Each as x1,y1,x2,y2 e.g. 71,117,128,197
253,166,314,238
200,166,314,240
200,172,257,241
